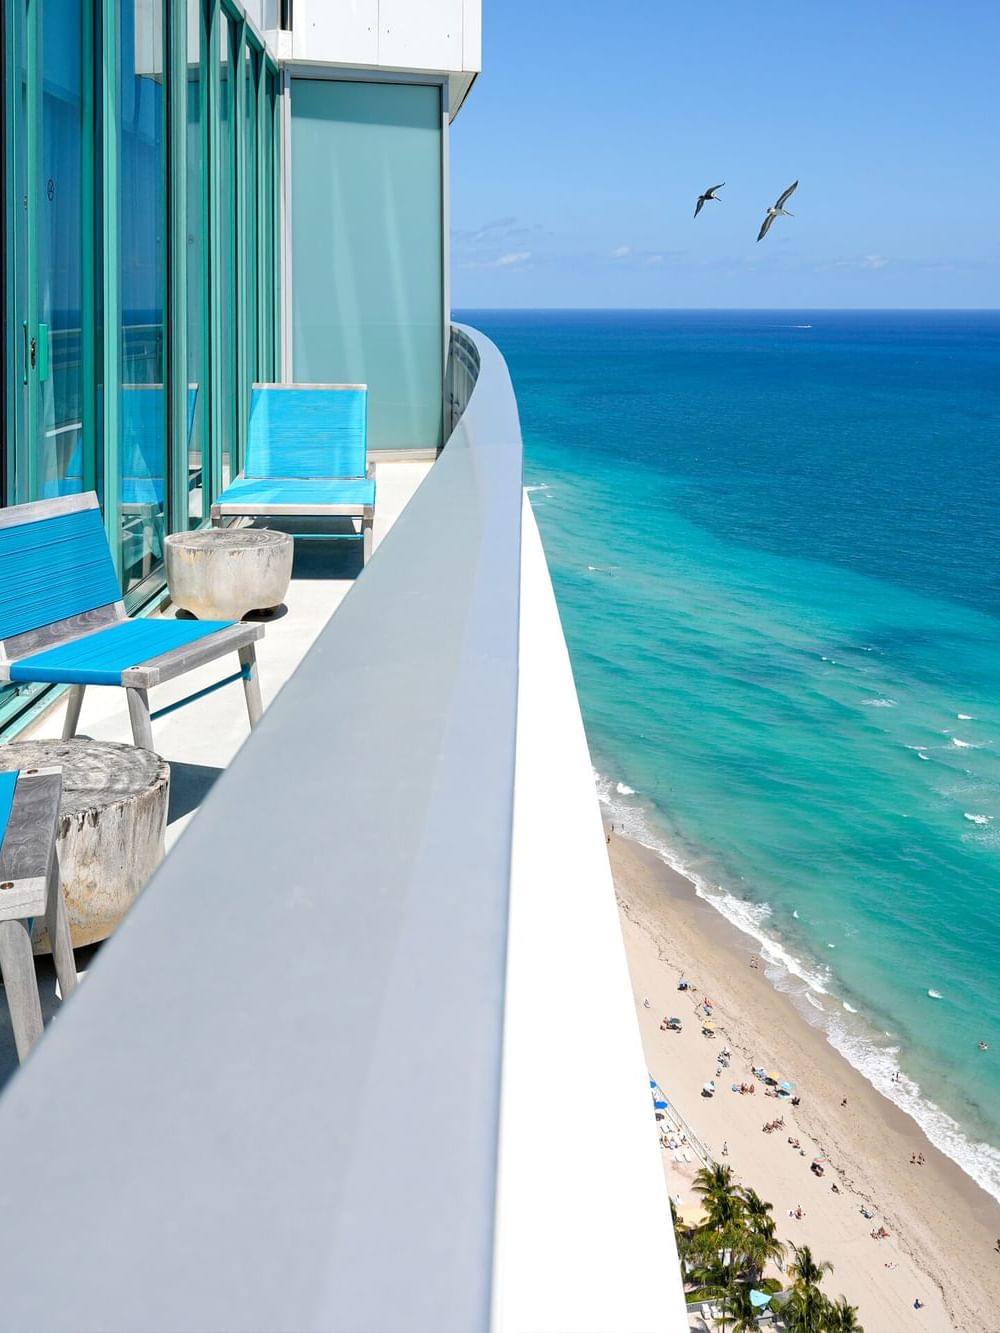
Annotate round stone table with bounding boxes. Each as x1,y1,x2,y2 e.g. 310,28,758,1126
166,528,293,621
0,740,169,953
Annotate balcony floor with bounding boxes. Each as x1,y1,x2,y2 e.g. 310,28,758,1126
0,459,431,1075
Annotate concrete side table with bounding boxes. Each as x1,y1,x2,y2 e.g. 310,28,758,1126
0,741,169,952
166,528,294,621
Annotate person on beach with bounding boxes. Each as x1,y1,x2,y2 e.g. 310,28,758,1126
914,1298,924,1309
721,1141,728,1156
841,1097,848,1107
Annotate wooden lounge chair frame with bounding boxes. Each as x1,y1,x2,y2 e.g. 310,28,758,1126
0,766,77,1061
0,493,263,750
210,383,375,562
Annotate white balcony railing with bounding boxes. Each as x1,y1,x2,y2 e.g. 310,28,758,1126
0,326,685,1332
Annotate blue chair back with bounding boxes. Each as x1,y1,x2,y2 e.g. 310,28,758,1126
244,385,367,480
0,496,121,642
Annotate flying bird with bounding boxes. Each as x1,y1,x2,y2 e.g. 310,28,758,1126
757,181,798,241
694,183,725,218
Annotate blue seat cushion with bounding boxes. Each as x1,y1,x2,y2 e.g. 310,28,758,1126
0,771,18,849
10,618,235,687
214,476,376,509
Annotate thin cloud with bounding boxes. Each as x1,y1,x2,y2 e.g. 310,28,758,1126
611,245,632,258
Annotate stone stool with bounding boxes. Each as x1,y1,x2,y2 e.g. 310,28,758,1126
0,766,78,1061
0,741,170,951
166,528,294,620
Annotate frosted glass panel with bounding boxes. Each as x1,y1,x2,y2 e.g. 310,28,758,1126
291,80,443,451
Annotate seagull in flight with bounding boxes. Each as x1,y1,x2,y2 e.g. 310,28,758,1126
757,181,798,241
694,183,725,218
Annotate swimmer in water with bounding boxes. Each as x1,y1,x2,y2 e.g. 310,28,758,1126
980,1041,989,1051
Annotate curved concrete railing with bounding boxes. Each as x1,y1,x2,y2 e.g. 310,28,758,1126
0,325,524,1333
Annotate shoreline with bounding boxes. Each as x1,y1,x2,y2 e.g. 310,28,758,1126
609,828,1000,1331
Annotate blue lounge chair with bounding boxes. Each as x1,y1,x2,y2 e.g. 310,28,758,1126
0,493,264,750
210,384,375,562
0,766,77,1061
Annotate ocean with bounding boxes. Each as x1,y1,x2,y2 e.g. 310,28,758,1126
457,308,1000,1201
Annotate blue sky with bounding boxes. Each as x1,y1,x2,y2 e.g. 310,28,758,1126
450,0,1000,308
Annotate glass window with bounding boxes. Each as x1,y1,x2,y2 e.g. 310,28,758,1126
185,0,205,525
218,15,235,489
118,0,166,590
37,0,85,501
291,81,444,450
244,46,259,392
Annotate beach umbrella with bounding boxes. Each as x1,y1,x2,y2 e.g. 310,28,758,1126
653,1099,668,1109
702,1081,715,1094
749,1290,771,1309
767,1070,782,1083
779,1080,795,1094
670,1016,682,1024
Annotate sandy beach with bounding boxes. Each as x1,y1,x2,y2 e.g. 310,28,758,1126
609,830,1000,1332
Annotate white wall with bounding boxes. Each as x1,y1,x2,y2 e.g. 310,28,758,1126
290,0,481,75
492,498,689,1333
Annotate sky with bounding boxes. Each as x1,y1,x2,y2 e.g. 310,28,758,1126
449,0,1000,308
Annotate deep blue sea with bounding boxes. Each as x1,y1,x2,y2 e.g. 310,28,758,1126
458,309,1000,1200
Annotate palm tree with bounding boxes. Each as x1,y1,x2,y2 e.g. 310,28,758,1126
825,1296,864,1332
738,1227,785,1287
693,1163,744,1230
740,1186,777,1241
717,1283,760,1332
788,1242,833,1290
784,1284,828,1333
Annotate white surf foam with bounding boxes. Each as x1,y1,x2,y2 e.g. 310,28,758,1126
952,737,974,749
928,990,943,999
616,782,636,795
821,1017,1000,1202
863,698,897,708
524,482,551,493
957,713,974,721
963,812,993,826
593,768,1000,1203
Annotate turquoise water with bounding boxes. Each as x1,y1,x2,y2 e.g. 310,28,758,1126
460,309,1000,1199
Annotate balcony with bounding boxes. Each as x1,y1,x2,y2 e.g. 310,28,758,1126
0,327,686,1332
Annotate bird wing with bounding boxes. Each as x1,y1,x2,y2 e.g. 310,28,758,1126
775,180,798,209
708,183,725,195
757,212,774,242
694,196,705,218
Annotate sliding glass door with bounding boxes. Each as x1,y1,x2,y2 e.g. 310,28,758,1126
3,0,282,582
24,0,87,502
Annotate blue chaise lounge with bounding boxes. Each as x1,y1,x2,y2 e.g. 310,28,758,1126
210,384,376,563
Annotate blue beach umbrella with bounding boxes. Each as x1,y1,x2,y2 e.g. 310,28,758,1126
653,1099,668,1109
749,1289,771,1309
